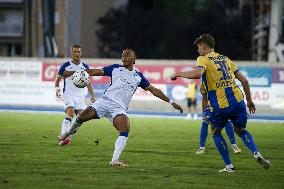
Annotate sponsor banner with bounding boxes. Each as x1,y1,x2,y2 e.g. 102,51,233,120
42,63,198,85
272,68,284,83
250,87,271,105
237,67,272,87
0,61,277,108
41,63,61,81
271,84,284,109
0,80,62,106
0,61,41,81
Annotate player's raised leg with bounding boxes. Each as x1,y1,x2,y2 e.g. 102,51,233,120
58,106,99,141
234,126,270,169
110,114,129,167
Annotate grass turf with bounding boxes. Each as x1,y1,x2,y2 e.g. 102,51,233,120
0,112,283,189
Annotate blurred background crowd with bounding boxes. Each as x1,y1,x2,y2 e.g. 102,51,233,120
0,0,283,62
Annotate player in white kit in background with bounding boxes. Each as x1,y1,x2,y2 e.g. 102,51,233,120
58,48,184,167
55,44,95,146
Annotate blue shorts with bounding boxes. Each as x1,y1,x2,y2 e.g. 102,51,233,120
206,101,248,129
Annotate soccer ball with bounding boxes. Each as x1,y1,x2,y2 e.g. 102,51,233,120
72,71,90,88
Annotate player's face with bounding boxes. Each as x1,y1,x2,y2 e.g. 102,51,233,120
122,50,135,67
71,47,82,63
197,44,206,56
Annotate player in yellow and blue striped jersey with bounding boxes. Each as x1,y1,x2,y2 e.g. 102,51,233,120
171,34,270,172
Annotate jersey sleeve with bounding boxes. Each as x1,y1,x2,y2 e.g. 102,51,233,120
102,64,121,77
58,62,70,77
82,63,89,69
195,56,207,70
137,72,150,90
228,58,239,75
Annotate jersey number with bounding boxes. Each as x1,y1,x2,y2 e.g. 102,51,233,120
214,60,232,80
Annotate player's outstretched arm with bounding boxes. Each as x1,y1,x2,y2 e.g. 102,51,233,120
86,69,104,76
170,68,204,80
146,85,183,113
235,72,256,114
63,69,104,78
62,71,75,78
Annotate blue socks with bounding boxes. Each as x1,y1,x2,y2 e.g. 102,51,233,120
225,122,236,144
200,121,208,147
212,134,232,165
119,132,129,137
239,130,258,153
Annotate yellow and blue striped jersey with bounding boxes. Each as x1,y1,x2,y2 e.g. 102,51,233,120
196,52,243,110
187,82,197,99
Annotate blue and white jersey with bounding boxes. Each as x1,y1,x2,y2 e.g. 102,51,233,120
102,64,150,110
58,61,89,97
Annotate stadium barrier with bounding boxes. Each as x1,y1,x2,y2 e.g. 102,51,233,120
0,57,283,116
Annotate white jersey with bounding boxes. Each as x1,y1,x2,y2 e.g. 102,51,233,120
101,64,150,110
58,61,89,97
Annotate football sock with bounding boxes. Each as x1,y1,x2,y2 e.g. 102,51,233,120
112,132,128,162
239,130,258,153
225,122,236,145
200,121,208,147
67,118,82,135
226,164,234,169
212,134,232,166
61,116,72,135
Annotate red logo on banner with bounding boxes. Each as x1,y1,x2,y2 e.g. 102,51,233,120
42,63,60,81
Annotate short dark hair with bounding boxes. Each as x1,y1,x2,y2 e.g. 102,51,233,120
124,48,136,58
194,34,215,48
71,44,82,49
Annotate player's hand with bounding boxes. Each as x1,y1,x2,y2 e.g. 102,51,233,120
172,102,183,113
170,73,178,81
247,100,256,114
55,87,61,98
90,96,96,103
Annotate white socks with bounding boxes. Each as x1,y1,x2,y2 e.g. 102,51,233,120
112,136,128,162
61,117,72,135
226,164,234,169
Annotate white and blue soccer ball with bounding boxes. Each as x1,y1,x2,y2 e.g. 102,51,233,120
72,71,90,88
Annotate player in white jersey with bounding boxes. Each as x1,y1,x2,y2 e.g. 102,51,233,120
55,44,95,146
58,48,183,167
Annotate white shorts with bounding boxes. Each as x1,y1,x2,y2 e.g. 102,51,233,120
63,94,87,111
91,97,127,122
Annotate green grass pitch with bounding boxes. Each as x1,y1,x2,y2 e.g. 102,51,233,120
0,112,283,189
